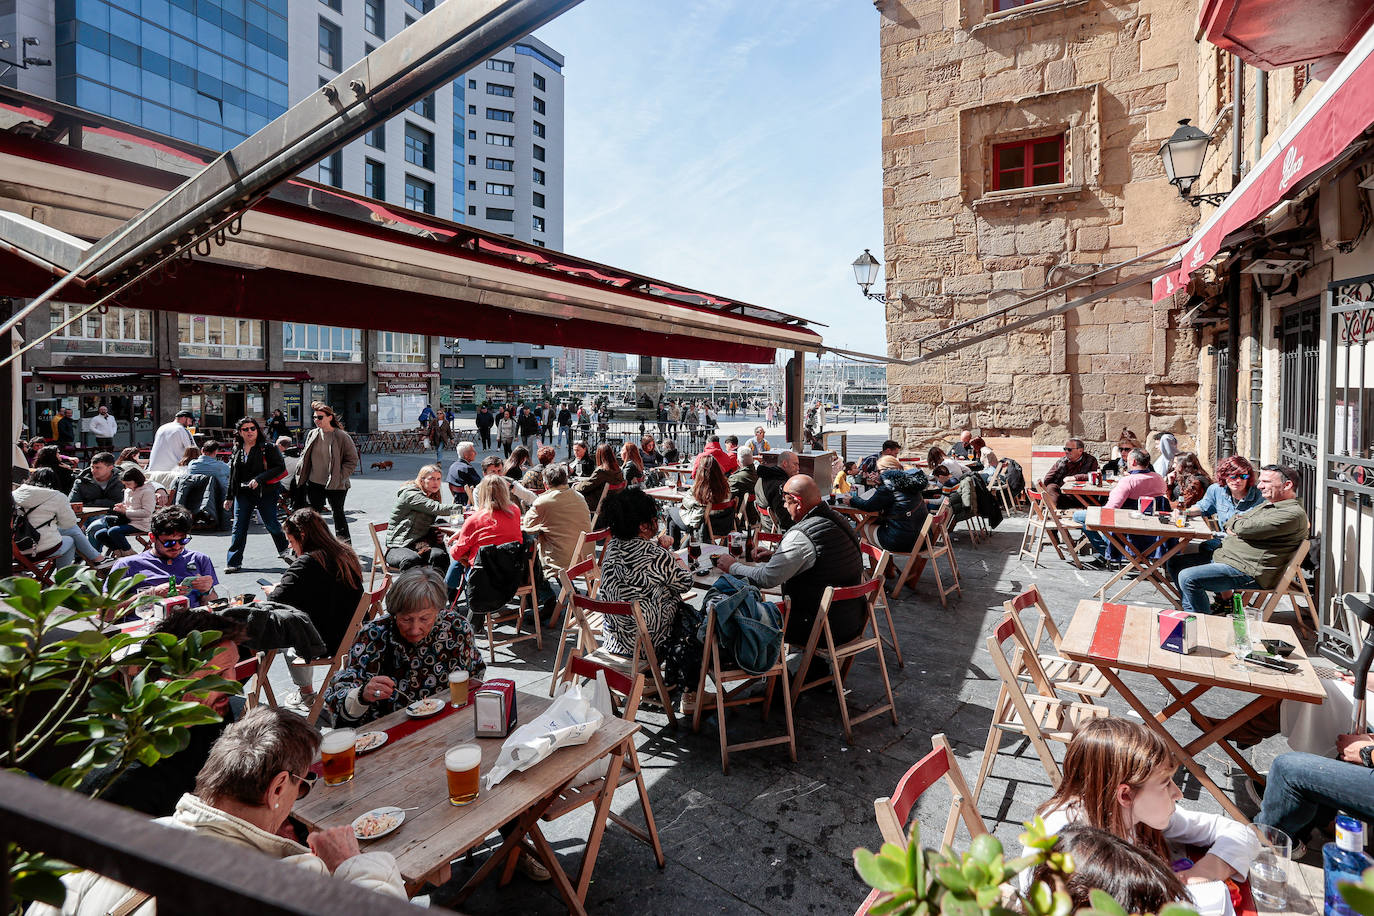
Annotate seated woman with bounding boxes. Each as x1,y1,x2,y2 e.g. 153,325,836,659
925,446,966,482
669,454,734,546
1167,451,1214,502
35,707,407,915
621,441,646,487
662,440,681,466
596,488,701,705
520,445,558,491
383,464,449,573
1027,717,1257,916
575,443,626,515
850,455,929,553
116,446,144,474
1029,826,1188,916
833,457,856,498
87,466,156,558
503,445,531,481
33,444,76,495
568,440,595,479
263,508,365,710
444,475,523,595
1173,455,1264,579
976,446,999,481
324,567,485,727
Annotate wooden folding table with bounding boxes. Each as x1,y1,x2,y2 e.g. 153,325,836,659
1059,600,1326,823
1058,480,1113,507
1082,507,1215,604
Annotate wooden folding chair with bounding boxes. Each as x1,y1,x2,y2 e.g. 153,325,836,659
892,500,961,605
702,498,738,545
1019,484,1085,569
367,521,391,590
971,612,1109,807
1241,539,1319,632
591,482,626,529
692,598,796,772
570,527,611,570
549,556,602,696
255,575,390,725
790,577,898,742
233,654,268,711
875,732,988,850
12,541,63,586
1002,586,1108,702
986,464,1018,517
479,550,542,663
577,593,677,725
537,652,665,902
859,542,902,668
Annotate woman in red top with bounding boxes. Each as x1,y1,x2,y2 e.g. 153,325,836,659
444,475,522,593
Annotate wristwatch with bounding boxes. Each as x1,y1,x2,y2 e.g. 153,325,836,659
1360,745,1373,768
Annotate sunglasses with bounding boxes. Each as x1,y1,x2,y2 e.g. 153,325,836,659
238,426,256,432
159,536,192,548
782,493,801,504
1233,473,1250,481
1063,446,1081,452
313,414,327,420
287,770,317,800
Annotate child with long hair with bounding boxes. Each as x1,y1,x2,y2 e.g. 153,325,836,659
1029,825,1188,915
1028,718,1257,915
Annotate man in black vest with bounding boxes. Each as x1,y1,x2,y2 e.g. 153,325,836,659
715,474,866,649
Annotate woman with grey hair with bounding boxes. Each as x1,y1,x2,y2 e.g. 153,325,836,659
323,567,485,727
31,707,407,915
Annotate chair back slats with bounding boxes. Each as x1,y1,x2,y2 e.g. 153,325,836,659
757,531,783,545
875,733,988,852
1007,585,1041,612
709,499,737,514
992,614,1017,645
889,742,952,825
567,555,597,579
572,593,634,618
828,577,883,603
567,651,637,699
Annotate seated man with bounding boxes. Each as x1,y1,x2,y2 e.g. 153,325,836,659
723,435,739,458
1073,448,1166,568
714,474,866,653
324,567,486,727
750,426,770,454
730,445,758,525
184,441,231,495
112,505,219,608
1171,464,1308,616
949,429,975,460
754,449,801,531
858,439,901,480
68,451,124,507
1038,437,1099,509
445,440,482,506
1258,733,1374,855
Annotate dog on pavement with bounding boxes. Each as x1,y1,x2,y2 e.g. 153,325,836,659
370,460,394,471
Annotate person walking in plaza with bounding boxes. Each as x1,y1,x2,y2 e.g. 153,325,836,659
765,401,777,426
428,407,452,463
222,416,291,573
417,403,435,428
539,400,555,441
557,402,573,447
668,400,681,438
474,403,494,450
88,405,118,450
496,408,517,458
517,405,540,453
294,402,359,542
266,408,290,441
147,409,197,473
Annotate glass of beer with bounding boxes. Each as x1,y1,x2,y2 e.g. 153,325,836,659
728,531,745,559
446,744,481,806
448,669,470,708
320,728,357,786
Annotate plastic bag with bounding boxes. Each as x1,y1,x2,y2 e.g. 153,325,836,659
569,670,615,787
483,675,606,790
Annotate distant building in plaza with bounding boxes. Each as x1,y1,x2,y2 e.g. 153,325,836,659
442,338,557,410
4,0,562,438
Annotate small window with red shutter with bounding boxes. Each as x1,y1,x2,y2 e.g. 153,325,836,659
990,135,1065,191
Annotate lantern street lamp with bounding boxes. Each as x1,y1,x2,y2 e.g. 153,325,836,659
1158,119,1228,207
852,249,885,302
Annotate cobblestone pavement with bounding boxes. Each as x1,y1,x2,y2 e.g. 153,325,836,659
208,434,1290,913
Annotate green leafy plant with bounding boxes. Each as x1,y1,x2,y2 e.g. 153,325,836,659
1,566,241,909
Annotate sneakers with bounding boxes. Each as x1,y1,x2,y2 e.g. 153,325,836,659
279,549,295,563
1241,775,1264,809
224,566,242,574
515,852,551,882
282,689,317,710
677,689,698,716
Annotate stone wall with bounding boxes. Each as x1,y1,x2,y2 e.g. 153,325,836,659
878,0,1204,455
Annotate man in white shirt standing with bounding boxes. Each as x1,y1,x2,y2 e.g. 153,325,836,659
88,405,119,450
147,409,197,472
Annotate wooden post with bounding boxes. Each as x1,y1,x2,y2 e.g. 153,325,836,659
2,297,13,578
785,351,805,451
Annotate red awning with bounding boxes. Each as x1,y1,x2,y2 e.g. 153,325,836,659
1200,0,1374,70
1152,25,1374,300
172,370,312,383
32,368,159,383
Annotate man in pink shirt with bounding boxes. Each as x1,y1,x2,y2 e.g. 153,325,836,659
1074,448,1166,567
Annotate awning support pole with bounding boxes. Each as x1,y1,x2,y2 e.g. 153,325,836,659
786,351,805,451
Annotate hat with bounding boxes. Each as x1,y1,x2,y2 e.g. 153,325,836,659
175,409,195,419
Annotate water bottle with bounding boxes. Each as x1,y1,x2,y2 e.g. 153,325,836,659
1324,815,1373,916
186,557,201,606
1231,592,1252,656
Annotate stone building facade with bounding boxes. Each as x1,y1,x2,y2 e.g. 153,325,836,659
877,0,1205,454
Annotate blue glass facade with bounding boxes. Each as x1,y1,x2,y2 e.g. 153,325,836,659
54,0,290,152
451,82,464,221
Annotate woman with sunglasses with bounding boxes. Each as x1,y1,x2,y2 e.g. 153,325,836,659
1173,455,1264,592
293,401,359,542
35,707,408,915
223,416,291,574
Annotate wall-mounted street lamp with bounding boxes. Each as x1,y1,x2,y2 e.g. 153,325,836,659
852,249,886,301
0,37,52,79
1158,119,1228,207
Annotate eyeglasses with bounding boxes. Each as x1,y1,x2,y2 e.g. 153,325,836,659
312,414,327,420
286,770,317,800
159,536,192,548
1063,445,1080,452
238,426,256,433
782,493,801,504
1233,474,1250,481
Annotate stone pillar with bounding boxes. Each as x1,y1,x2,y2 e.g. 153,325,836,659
632,354,666,420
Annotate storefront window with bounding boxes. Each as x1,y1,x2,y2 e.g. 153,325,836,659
49,303,154,356
178,315,264,359
181,384,267,430
282,323,363,362
377,331,427,364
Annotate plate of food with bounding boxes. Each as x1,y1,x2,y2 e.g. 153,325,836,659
352,806,404,841
355,730,388,754
405,697,446,717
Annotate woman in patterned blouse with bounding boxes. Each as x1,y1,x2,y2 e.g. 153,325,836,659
324,568,485,726
596,487,703,697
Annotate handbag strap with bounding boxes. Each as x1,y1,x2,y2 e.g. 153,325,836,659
108,889,152,916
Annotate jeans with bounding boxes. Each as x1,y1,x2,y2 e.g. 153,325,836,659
521,434,538,453
478,428,492,449
226,483,288,568
445,557,467,594
1072,509,1110,555
88,517,140,552
1165,538,1220,584
500,438,513,458
61,525,100,563
558,424,571,447
435,442,444,463
305,482,350,541
1257,752,1374,842
1175,557,1257,616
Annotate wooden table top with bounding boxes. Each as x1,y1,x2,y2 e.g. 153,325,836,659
1081,506,1214,539
1059,600,1326,704
645,485,687,503
292,690,636,889
1060,481,1114,498
658,464,694,476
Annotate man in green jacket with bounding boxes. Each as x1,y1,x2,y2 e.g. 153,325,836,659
1175,464,1309,616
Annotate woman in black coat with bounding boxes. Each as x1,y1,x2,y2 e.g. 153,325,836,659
848,459,929,554
223,416,290,572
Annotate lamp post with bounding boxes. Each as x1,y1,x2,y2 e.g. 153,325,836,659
852,249,885,302
1158,119,1228,207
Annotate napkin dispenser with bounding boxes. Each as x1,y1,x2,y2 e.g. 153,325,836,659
474,677,518,737
1158,610,1197,654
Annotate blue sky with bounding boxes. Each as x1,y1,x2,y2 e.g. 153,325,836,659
535,0,889,359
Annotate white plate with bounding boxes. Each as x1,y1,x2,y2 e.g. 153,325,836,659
405,697,446,717
355,731,388,754
352,806,404,841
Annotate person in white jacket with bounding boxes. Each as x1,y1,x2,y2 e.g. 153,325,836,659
13,469,79,566
1022,718,1257,916
146,410,197,473
29,707,409,916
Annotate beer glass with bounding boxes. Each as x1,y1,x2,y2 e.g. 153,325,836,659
728,531,745,559
320,728,357,786
448,669,470,708
446,744,481,806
